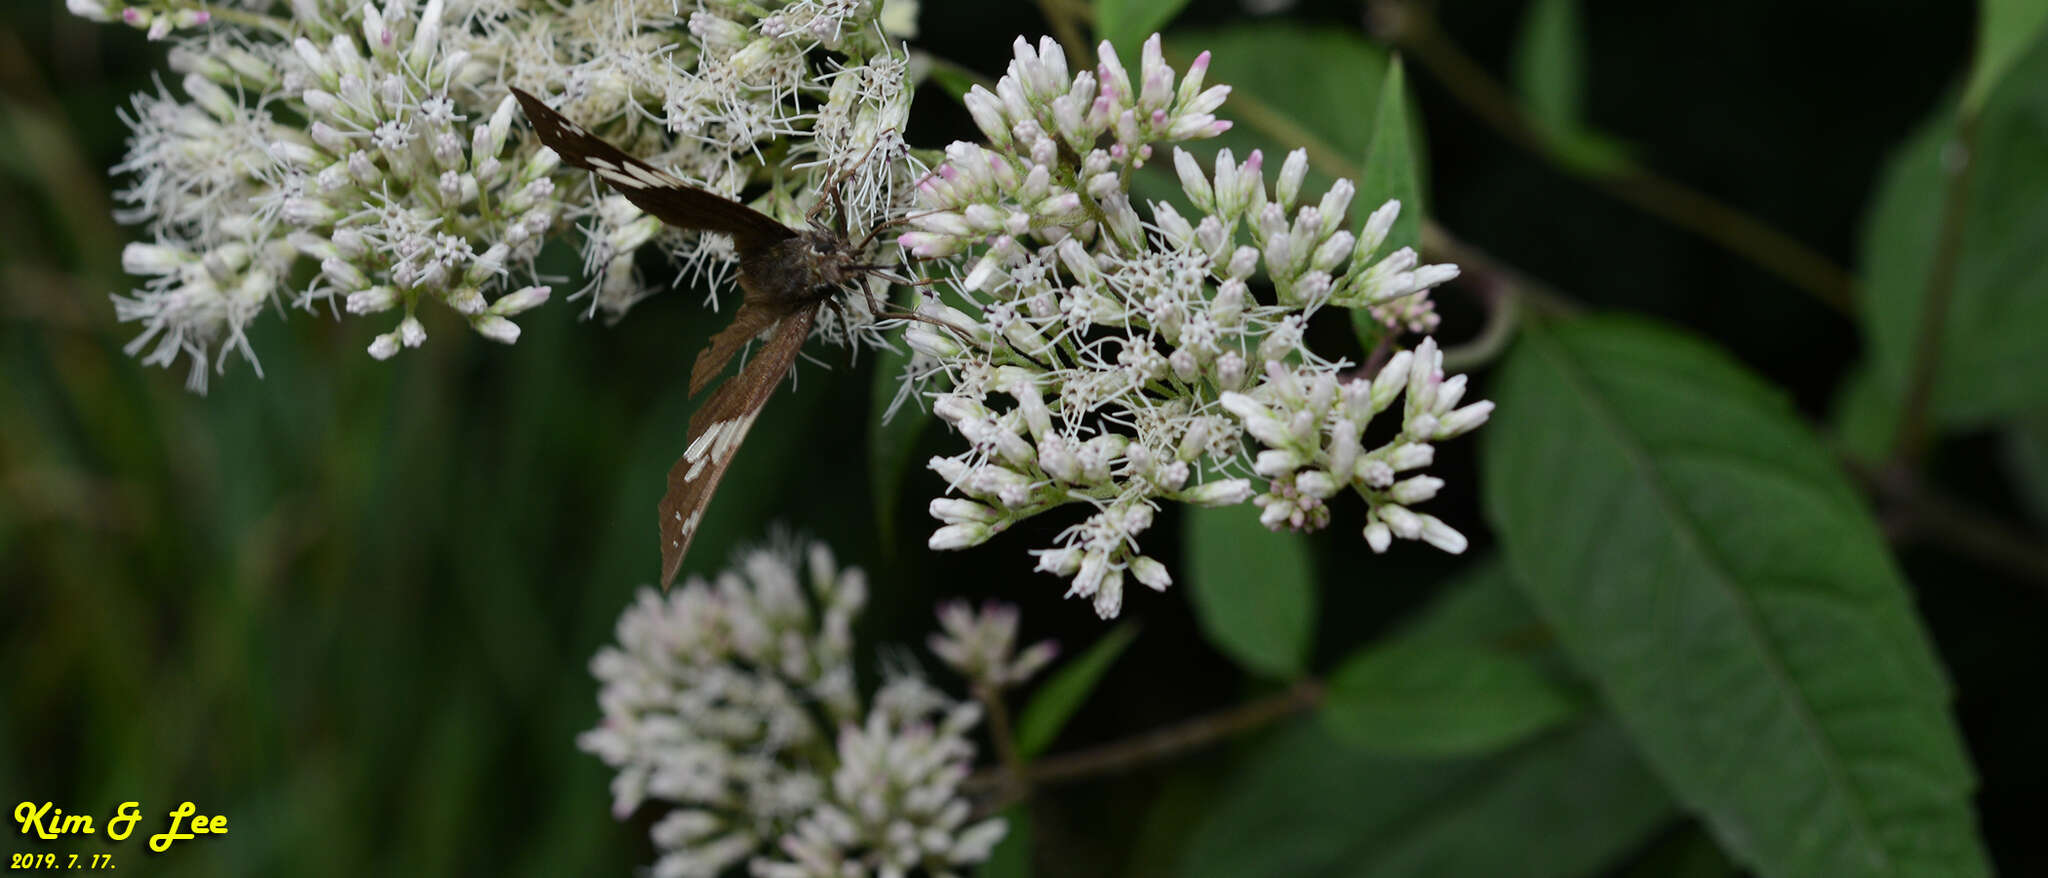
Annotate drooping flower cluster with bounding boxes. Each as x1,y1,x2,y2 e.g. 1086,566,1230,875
75,0,920,391
581,539,1007,878
928,601,1059,692
897,35,1484,618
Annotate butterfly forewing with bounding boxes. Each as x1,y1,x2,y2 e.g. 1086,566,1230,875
657,305,820,587
510,88,795,252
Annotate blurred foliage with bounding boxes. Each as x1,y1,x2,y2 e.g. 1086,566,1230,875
5,0,2048,876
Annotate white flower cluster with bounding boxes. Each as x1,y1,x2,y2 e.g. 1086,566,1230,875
927,601,1058,692
501,0,917,325
898,35,1484,618
76,0,919,390
580,540,1006,878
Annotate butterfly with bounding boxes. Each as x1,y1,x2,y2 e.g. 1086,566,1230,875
512,87,908,588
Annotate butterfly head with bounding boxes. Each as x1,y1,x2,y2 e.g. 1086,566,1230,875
797,225,871,290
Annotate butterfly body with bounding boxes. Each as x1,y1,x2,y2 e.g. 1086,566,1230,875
510,87,883,587
738,228,866,308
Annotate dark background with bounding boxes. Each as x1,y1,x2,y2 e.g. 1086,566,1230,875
3,0,2039,875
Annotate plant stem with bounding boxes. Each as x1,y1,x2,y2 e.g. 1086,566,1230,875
1440,268,1522,372
975,684,1029,800
972,680,1322,811
1889,116,1980,464
1849,458,2048,595
1368,0,1857,315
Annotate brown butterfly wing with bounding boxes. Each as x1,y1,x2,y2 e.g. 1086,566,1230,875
510,87,795,252
690,302,782,397
657,304,820,587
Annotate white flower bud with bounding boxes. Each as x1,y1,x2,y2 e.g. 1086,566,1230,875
1092,568,1125,619
1436,401,1495,438
1418,514,1468,554
1181,479,1252,507
472,314,520,344
318,257,365,291
1275,149,1309,208
963,86,1012,148
1363,520,1392,553
930,523,993,550
445,286,487,315
346,286,398,314
67,0,113,23
1387,442,1435,470
1317,179,1355,237
931,498,1001,524
929,455,972,485
1131,556,1172,591
1357,199,1401,262
122,243,189,276
1357,458,1395,488
1259,499,1293,530
1389,476,1443,505
488,285,549,316
1378,504,1423,539
1296,470,1339,499
1254,448,1302,478
1034,546,1083,576
1371,350,1412,412
282,197,338,226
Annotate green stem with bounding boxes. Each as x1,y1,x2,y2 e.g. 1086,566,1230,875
976,684,1029,800
972,680,1322,812
1440,279,1521,371
1889,115,1979,463
1368,0,1857,315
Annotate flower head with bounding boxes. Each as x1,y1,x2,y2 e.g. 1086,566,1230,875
581,538,1007,877
79,0,923,390
896,35,1480,617
928,601,1059,691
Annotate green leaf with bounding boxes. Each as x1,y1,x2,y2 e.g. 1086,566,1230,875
1321,639,1582,758
1014,623,1139,759
1506,0,1637,177
1183,505,1316,678
1180,718,1674,878
981,804,1033,878
1828,361,1905,464
1511,0,1585,134
1858,32,2048,430
1354,56,1424,344
1096,0,1195,60
1962,0,2048,114
1322,559,1581,757
924,63,980,103
867,337,931,549
1360,57,1422,254
1483,316,1990,878
1386,559,1552,649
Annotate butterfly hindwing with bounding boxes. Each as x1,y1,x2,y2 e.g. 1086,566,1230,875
657,305,820,586
509,87,795,252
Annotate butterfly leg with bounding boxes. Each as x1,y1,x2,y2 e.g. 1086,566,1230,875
807,130,894,234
